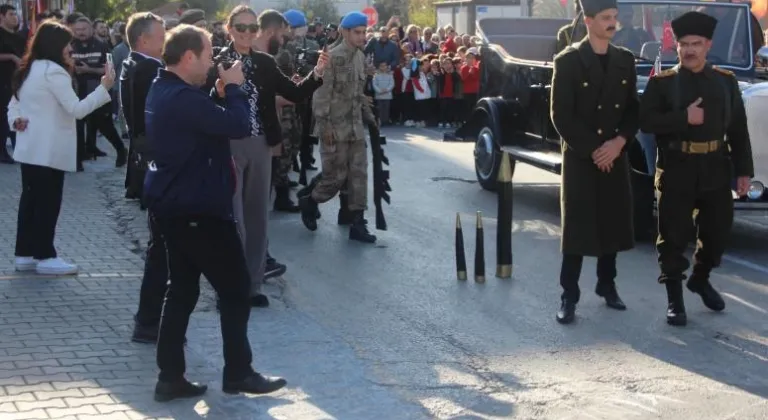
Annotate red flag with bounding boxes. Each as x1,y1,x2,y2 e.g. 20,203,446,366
661,21,675,51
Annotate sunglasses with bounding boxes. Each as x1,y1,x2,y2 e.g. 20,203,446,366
234,23,258,33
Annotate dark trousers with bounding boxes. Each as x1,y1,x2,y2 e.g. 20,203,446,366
15,164,65,260
560,253,617,302
463,93,478,122
1,91,16,156
155,216,253,382
134,212,168,327
439,98,456,124
86,110,125,155
656,187,733,283
390,92,403,123
402,93,416,121
376,99,391,124
76,119,86,163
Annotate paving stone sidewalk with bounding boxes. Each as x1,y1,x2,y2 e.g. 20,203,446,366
0,144,427,420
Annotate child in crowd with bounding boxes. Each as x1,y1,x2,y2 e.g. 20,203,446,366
460,48,480,123
427,58,441,126
372,62,394,125
412,58,431,128
400,55,416,126
438,57,461,128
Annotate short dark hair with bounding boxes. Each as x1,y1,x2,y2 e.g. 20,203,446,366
0,5,16,16
163,24,208,66
65,12,84,26
93,18,106,27
257,9,287,31
126,12,164,49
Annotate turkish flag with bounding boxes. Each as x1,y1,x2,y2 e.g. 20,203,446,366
661,21,675,51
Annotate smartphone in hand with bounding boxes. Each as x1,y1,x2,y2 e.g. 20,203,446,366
106,53,115,78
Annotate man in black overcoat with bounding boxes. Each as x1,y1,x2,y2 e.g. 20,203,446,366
639,12,754,327
550,0,640,324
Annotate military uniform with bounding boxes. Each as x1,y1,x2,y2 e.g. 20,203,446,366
549,0,640,324
300,12,377,243
638,11,754,326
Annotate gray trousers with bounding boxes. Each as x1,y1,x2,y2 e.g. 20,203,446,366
231,135,271,296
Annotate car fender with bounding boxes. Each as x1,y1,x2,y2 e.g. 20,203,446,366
457,97,523,146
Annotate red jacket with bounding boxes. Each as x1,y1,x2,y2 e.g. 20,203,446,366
442,37,457,53
460,63,480,94
393,66,403,94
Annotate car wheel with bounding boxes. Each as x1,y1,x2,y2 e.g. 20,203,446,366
474,124,508,191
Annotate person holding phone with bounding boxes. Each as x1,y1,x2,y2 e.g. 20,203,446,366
71,16,126,168
8,21,114,275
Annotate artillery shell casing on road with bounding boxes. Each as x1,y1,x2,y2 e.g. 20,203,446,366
496,153,513,279
455,213,467,281
475,211,485,283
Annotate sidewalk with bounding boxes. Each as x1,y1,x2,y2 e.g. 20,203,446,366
0,144,425,420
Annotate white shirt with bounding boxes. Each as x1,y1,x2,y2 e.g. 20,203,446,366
8,59,111,172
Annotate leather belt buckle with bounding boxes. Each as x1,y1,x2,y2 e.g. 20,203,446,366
681,140,720,154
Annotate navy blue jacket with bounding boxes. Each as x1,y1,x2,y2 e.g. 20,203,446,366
143,69,250,219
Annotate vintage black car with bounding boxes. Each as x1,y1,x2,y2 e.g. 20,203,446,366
455,0,768,239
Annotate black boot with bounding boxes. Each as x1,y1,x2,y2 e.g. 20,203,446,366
299,194,319,231
556,297,577,324
687,272,725,312
337,194,353,225
595,280,626,310
115,147,127,167
349,211,376,243
665,281,687,326
273,187,300,212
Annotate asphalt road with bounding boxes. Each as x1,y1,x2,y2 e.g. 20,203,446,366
262,126,768,419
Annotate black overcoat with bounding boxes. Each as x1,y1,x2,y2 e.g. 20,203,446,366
549,41,639,257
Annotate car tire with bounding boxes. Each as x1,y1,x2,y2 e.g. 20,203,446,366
474,118,514,191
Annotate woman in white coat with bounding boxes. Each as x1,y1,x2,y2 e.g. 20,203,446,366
8,21,114,275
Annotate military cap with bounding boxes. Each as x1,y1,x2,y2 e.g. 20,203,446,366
340,11,367,29
178,8,205,25
578,0,617,17
671,11,717,40
283,9,307,28
326,23,338,31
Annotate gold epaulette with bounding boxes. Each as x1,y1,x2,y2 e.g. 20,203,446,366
653,69,677,78
713,66,735,77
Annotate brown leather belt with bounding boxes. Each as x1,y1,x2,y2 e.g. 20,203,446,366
668,140,723,154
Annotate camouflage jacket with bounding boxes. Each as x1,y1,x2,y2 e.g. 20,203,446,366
276,36,321,77
312,40,375,141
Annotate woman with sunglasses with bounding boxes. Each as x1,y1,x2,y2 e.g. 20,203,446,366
208,6,328,308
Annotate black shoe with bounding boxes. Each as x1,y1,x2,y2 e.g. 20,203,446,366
222,372,287,395
687,279,725,312
131,323,158,344
595,282,627,311
289,180,299,188
299,195,319,231
556,298,576,324
90,148,107,157
337,195,353,225
665,281,687,326
265,260,287,279
250,294,269,307
349,211,376,243
273,187,300,212
115,148,127,167
154,378,207,402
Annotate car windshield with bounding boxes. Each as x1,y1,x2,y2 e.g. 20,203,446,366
615,2,753,68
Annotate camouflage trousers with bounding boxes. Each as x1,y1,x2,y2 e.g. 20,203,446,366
272,105,301,188
311,136,368,210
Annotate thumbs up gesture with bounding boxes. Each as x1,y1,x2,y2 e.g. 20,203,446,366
687,97,704,125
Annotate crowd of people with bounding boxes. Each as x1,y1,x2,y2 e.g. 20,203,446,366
3,0,424,402
363,19,482,129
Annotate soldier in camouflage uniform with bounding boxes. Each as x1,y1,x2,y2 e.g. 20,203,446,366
299,12,377,243
271,11,321,212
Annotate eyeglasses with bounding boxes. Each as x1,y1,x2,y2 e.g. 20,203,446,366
234,23,258,33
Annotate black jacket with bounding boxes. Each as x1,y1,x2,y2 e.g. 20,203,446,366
120,52,163,138
210,45,322,146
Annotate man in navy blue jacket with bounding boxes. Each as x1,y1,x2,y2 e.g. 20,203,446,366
144,24,287,402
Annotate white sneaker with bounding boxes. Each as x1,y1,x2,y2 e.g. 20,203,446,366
404,120,415,127
35,258,78,275
438,123,445,128
15,257,37,272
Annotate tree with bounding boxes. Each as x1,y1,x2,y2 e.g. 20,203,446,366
373,0,407,27
408,0,436,28
280,0,340,24
532,0,568,18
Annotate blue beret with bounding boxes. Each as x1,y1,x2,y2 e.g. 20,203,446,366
340,11,367,29
283,9,306,28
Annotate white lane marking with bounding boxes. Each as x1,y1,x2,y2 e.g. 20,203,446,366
721,254,768,275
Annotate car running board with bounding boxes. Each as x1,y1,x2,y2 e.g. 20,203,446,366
501,145,562,173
